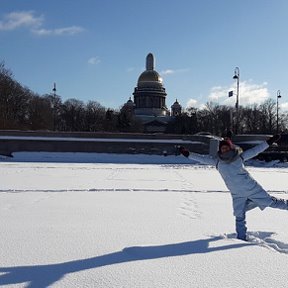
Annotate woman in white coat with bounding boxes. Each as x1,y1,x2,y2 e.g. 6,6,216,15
179,135,287,241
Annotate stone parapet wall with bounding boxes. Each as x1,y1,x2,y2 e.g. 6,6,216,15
0,130,212,156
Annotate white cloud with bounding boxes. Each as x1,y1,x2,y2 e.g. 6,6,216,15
0,11,43,30
161,69,175,75
160,68,190,75
0,11,84,36
126,67,135,72
280,102,288,112
208,81,269,107
186,98,198,108
32,26,84,36
207,86,226,102
88,57,100,65
186,99,206,110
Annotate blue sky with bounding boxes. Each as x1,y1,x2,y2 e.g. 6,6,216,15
1,0,288,111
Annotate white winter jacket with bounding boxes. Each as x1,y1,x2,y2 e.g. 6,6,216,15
187,141,273,216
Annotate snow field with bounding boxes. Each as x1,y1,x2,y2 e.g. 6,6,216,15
1,154,288,287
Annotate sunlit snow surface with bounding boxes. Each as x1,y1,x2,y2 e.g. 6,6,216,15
0,152,288,288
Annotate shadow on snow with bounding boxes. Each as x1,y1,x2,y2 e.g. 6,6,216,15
0,235,249,288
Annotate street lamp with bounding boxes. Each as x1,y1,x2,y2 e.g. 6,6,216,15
276,90,281,134
233,67,240,134
52,82,57,97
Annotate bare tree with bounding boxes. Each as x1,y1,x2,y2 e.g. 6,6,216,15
85,100,106,131
259,99,276,133
27,95,53,130
0,62,31,129
62,99,85,131
43,93,63,131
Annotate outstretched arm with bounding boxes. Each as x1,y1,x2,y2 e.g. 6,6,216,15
188,152,217,165
241,135,281,161
178,146,216,166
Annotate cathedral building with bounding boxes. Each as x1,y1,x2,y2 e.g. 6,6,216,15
122,53,182,132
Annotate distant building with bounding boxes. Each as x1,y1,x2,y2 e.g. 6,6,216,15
122,53,182,132
171,99,182,116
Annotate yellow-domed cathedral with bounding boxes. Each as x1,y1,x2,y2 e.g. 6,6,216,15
122,53,182,132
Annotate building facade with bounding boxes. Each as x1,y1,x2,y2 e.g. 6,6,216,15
122,53,182,132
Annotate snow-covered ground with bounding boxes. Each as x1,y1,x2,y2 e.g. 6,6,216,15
1,152,288,288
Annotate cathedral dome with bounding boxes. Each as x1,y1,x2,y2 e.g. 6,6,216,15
133,53,168,118
137,70,163,89
138,70,163,83
137,53,163,89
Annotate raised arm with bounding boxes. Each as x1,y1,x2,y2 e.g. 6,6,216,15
242,134,281,160
241,135,281,161
241,141,269,161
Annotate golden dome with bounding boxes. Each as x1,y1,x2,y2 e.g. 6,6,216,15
137,53,163,87
137,70,163,84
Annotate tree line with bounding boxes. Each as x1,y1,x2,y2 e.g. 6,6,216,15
0,62,142,132
1,62,287,135
168,100,288,136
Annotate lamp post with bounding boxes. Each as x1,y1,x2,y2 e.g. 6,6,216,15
52,82,57,97
51,83,57,131
276,90,281,134
233,67,240,134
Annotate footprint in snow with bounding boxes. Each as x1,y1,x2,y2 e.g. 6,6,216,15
223,231,288,254
179,192,201,220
